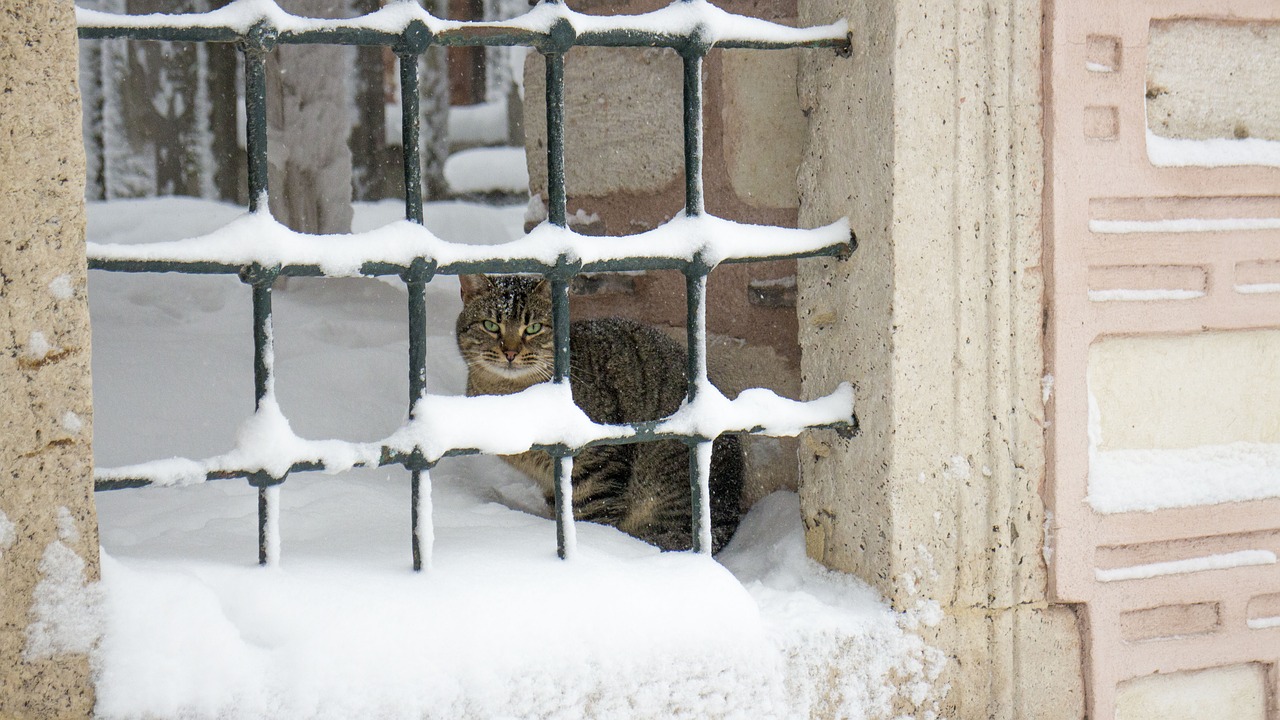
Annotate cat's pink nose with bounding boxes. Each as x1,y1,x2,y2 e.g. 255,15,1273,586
503,350,518,363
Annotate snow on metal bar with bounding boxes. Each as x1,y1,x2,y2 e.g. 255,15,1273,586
86,212,854,276
92,383,856,490
76,0,850,51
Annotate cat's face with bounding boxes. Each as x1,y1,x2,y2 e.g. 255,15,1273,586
456,274,554,382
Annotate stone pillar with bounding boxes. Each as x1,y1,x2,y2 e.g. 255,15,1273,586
0,2,101,719
795,0,1085,717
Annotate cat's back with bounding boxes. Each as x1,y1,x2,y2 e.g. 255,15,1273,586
568,318,686,425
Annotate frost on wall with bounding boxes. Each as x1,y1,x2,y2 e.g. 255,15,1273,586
23,508,103,662
0,508,15,556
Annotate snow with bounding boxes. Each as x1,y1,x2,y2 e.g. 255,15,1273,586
78,0,849,48
447,100,512,149
88,201,849,278
25,330,53,361
1147,129,1280,168
49,273,75,299
0,508,15,553
1237,282,1280,295
1088,442,1280,513
263,484,280,566
555,455,577,559
1248,616,1280,630
24,531,104,661
1089,217,1280,234
1087,288,1205,302
1095,549,1276,583
444,146,529,194
1087,391,1280,514
87,196,922,718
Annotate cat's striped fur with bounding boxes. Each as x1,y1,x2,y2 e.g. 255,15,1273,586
456,274,743,552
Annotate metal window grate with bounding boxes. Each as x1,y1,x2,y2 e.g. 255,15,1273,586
79,0,857,570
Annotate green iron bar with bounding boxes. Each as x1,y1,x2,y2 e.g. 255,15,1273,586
542,20,576,556
241,19,280,565
678,7,713,553
404,258,434,571
397,48,425,224
398,17,430,569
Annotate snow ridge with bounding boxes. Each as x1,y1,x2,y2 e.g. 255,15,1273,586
96,382,856,488
88,210,852,276
77,0,849,48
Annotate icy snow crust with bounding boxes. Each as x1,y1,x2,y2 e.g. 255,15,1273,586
77,0,850,48
89,198,938,719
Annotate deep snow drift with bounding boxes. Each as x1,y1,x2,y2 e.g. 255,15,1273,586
87,196,944,719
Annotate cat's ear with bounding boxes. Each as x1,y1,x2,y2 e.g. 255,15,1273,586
531,278,551,296
459,274,491,301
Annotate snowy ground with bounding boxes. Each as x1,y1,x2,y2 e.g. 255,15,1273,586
87,195,942,719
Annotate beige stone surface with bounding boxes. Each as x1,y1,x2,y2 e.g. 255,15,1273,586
721,49,804,209
796,0,1080,717
1088,329,1280,450
525,47,685,200
1147,20,1280,141
1116,664,1268,720
0,2,99,718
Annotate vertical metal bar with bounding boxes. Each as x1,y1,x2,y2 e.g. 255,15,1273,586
543,33,573,559
690,441,713,554
242,40,269,212
544,52,567,228
684,270,707,402
550,273,573,559
407,262,431,570
550,276,571,383
399,51,424,224
251,281,273,407
241,24,277,566
261,485,281,566
555,455,576,559
685,269,712,554
681,52,704,217
251,278,277,565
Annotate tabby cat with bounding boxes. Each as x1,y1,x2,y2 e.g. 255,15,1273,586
456,274,743,553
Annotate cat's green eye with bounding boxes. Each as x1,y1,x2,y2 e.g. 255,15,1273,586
482,320,500,333
525,322,543,335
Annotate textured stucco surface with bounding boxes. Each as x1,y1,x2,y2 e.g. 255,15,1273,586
0,2,100,718
795,0,1083,717
1116,664,1268,720
1147,20,1280,141
1088,329,1280,450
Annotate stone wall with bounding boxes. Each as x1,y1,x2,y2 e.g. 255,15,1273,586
795,0,1085,717
0,2,100,718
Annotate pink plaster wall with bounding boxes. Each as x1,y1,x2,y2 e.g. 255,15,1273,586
1046,1,1280,717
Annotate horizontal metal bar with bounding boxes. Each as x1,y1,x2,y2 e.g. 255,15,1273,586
93,415,857,492
86,234,854,277
76,9,851,54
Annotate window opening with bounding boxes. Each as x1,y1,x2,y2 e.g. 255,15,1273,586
79,0,857,570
